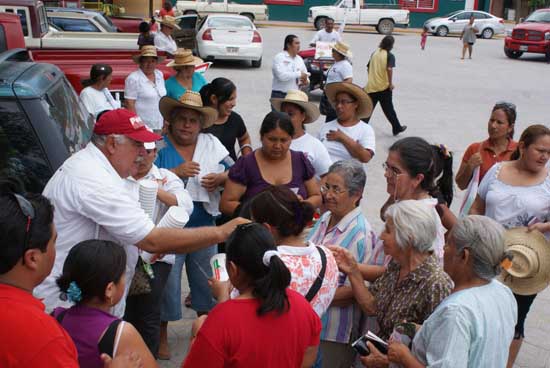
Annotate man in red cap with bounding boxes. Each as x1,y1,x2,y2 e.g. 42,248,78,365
35,109,245,317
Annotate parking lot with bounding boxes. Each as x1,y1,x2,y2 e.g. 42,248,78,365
161,25,550,368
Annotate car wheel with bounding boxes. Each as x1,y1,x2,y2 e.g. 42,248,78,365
481,28,494,39
241,13,254,22
436,26,449,37
314,17,327,31
251,58,262,68
377,19,394,35
504,48,523,59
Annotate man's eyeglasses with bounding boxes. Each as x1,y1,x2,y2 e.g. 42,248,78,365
11,193,35,251
382,162,403,177
320,184,348,195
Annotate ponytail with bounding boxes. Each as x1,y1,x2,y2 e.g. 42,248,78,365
431,144,454,206
253,255,291,315
199,77,236,108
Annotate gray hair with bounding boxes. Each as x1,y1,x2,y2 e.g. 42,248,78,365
385,200,437,253
327,160,366,196
452,215,506,281
91,133,127,147
169,106,205,127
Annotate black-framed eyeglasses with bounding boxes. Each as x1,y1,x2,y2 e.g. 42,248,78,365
11,193,35,251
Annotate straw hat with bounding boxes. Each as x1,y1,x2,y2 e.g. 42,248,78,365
157,15,181,30
331,41,353,59
499,227,550,295
166,49,203,68
159,91,218,129
270,90,320,124
132,45,166,63
325,82,373,119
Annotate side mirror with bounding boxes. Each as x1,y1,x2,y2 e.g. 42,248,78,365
450,18,456,22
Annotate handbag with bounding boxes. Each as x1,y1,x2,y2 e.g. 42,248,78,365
305,246,327,302
128,257,153,296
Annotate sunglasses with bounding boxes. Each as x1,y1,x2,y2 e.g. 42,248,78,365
11,193,35,252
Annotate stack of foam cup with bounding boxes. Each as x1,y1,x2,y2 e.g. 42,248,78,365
139,179,158,220
157,206,190,229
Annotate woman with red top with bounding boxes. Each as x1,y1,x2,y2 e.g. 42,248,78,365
456,102,518,190
159,1,175,17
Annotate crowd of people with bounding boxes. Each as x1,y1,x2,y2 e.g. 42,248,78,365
1,15,550,368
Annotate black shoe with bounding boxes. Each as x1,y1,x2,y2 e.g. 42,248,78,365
393,125,407,136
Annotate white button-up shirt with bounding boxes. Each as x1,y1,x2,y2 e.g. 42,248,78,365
35,143,155,317
154,31,177,55
271,51,307,93
124,69,166,130
124,165,194,265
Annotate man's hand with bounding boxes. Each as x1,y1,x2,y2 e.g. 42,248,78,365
387,341,410,365
328,246,359,275
201,173,224,192
359,342,389,368
101,352,143,368
174,161,200,178
219,217,251,239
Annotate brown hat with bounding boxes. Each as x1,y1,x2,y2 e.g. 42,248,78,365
166,48,204,68
132,45,166,63
325,82,373,119
331,41,353,59
159,91,218,129
270,90,320,124
157,15,181,30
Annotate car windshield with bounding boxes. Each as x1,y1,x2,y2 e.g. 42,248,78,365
444,10,462,18
525,10,550,23
208,17,253,29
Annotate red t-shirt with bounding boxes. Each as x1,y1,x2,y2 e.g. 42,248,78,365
0,284,78,367
159,8,175,17
462,139,518,181
182,289,321,368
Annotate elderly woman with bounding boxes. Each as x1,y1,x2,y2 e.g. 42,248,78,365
383,215,517,368
321,41,353,122
220,111,321,216
80,63,119,119
154,91,232,360
271,90,332,178
470,124,550,367
331,200,452,366
318,82,375,164
307,160,377,368
456,102,517,190
125,46,167,132
165,48,207,100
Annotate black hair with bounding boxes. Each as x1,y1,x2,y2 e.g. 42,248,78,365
283,34,298,51
492,103,516,140
139,21,151,33
163,1,173,11
260,111,294,137
326,17,335,23
250,186,315,237
96,109,110,121
81,63,113,88
200,77,237,108
511,124,550,160
389,137,454,206
0,178,54,274
56,240,127,303
379,35,395,51
226,223,291,316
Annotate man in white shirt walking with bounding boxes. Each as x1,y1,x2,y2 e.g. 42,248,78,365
154,16,180,57
310,17,342,46
271,35,309,106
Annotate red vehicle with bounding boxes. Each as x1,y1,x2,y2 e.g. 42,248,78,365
504,8,550,62
109,15,144,33
298,48,334,92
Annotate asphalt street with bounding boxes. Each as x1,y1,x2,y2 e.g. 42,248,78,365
160,26,550,368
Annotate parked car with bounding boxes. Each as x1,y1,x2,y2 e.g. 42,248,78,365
176,0,268,21
196,15,262,67
504,8,550,61
46,7,118,32
424,10,505,39
308,0,410,35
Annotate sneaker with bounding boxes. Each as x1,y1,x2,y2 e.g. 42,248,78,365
393,125,407,136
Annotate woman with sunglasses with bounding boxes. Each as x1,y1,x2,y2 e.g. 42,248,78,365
182,223,321,367
456,102,518,190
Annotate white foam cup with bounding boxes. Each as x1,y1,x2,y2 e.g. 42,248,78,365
158,206,190,229
210,253,229,282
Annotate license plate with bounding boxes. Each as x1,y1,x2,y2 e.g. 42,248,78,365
226,47,239,54
519,45,528,51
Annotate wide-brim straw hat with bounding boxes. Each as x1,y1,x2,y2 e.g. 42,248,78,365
132,45,166,63
499,227,550,295
166,48,203,68
325,82,373,119
159,91,218,129
331,41,353,59
270,90,320,124
156,15,181,30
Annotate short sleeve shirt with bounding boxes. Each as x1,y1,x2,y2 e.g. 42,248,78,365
164,73,208,100
154,31,177,54
319,120,376,163
79,87,118,118
203,111,248,161
124,69,166,130
326,59,353,84
366,48,395,93
290,133,332,177
461,139,518,181
310,29,342,44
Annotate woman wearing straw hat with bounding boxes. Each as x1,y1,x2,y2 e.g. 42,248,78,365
154,15,181,57
125,45,167,132
272,90,332,178
165,48,207,100
154,90,233,360
318,82,375,164
320,41,353,123
470,124,550,367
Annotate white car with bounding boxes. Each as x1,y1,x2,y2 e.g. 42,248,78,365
196,15,263,67
424,10,505,39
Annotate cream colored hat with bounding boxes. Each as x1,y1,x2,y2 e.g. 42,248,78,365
157,15,181,30
325,82,373,119
331,41,353,59
166,49,203,68
159,91,218,129
499,227,550,295
132,45,166,63
270,90,320,124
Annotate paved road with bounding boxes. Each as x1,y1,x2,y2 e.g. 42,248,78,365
159,26,550,367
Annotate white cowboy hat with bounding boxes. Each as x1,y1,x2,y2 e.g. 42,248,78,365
499,227,550,295
156,15,181,30
159,91,218,129
132,45,166,63
270,90,320,124
166,49,203,68
325,82,373,119
331,41,353,59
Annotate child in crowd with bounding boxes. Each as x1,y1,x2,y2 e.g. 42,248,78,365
421,26,428,50
137,21,155,49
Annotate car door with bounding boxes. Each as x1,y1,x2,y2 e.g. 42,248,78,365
448,11,471,33
174,15,198,49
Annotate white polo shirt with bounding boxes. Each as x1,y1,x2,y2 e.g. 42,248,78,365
124,165,194,265
154,31,177,55
310,29,342,45
124,69,166,130
35,143,155,317
290,133,332,178
271,51,307,93
318,119,376,163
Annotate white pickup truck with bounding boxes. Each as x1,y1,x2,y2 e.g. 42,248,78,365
176,0,268,21
309,0,410,35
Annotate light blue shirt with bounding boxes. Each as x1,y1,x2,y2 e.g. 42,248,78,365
164,73,208,100
412,280,517,368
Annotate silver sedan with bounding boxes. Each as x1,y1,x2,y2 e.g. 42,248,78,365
424,10,505,39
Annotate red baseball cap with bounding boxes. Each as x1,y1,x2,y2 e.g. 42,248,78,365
94,109,162,143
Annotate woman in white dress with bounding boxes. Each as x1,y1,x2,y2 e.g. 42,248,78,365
79,64,119,120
